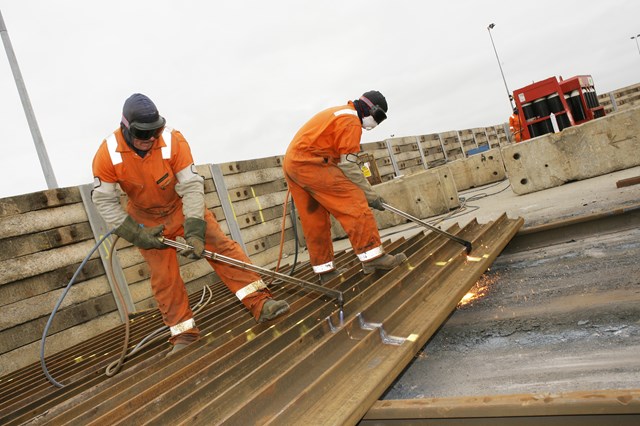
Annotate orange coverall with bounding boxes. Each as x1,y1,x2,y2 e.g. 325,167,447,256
92,128,271,344
509,113,523,142
283,102,383,273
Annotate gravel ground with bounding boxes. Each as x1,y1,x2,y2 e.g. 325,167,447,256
383,225,640,399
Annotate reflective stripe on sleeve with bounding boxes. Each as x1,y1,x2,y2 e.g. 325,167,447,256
357,246,384,262
169,318,196,336
92,180,116,194
175,164,199,183
161,127,173,159
105,134,121,166
333,109,358,117
235,279,267,301
312,261,335,274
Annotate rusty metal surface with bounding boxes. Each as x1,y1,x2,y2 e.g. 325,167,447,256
0,214,522,425
361,389,640,425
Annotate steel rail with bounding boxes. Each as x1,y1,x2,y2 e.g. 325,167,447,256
3,207,638,425
362,389,640,425
82,217,518,425
0,216,523,426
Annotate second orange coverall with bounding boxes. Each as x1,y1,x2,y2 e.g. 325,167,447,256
509,113,523,142
92,127,272,345
283,101,383,274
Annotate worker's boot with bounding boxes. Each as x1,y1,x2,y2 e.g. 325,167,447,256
258,298,290,323
318,268,347,285
166,342,189,357
362,253,407,274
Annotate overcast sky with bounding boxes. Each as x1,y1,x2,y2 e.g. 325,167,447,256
1,1,638,198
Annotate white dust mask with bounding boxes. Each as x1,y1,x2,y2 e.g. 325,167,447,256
362,116,378,130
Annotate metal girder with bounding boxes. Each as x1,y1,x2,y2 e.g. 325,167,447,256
0,215,523,426
362,389,640,425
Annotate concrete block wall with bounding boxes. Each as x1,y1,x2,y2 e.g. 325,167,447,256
360,124,510,184
0,188,122,376
598,82,640,114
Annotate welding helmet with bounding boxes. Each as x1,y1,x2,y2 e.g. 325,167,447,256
121,93,166,140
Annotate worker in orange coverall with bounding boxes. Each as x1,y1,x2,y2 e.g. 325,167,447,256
283,90,407,284
509,107,523,142
91,93,289,356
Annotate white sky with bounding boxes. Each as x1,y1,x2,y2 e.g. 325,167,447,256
1,1,638,198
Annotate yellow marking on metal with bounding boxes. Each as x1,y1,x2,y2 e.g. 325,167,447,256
74,356,84,363
466,255,482,262
226,193,238,219
99,234,113,259
435,261,447,266
251,187,266,223
406,334,419,342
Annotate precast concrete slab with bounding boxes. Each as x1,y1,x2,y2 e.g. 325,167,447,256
446,147,506,191
501,106,640,195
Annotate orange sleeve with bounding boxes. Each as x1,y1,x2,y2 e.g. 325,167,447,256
92,141,118,183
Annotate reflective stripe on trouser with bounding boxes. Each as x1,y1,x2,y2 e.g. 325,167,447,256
357,246,384,262
236,279,267,300
170,318,196,336
136,206,273,326
313,261,335,274
283,157,382,268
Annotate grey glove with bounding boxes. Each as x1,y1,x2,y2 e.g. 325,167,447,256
114,215,166,250
369,197,386,211
180,217,206,259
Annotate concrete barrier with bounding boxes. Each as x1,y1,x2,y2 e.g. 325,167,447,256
501,106,640,195
446,148,506,191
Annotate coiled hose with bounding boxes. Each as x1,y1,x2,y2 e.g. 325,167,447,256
40,229,212,388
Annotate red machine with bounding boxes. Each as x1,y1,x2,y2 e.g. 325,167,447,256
513,75,605,141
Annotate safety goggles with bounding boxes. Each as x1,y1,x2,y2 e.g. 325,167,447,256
129,125,164,141
370,105,387,124
360,95,387,125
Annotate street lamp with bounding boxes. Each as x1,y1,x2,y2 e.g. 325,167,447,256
487,23,513,110
631,34,640,56
0,9,58,189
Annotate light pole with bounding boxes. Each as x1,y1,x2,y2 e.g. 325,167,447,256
0,9,58,189
631,34,640,56
487,23,513,110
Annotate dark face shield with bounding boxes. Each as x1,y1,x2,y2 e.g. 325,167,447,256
129,124,164,140
370,105,387,124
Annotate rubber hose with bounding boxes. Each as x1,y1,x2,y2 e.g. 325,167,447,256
40,228,116,388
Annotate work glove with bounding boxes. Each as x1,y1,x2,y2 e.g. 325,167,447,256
369,197,386,211
180,217,206,259
114,216,166,250
338,161,383,208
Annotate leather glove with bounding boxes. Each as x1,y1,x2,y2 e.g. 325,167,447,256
114,215,166,250
369,196,386,211
180,217,206,259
